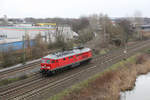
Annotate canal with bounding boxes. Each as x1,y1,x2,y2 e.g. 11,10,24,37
120,72,150,100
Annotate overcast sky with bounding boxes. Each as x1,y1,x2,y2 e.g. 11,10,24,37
0,0,149,18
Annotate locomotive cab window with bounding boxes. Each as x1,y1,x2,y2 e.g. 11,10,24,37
51,60,55,63
41,59,45,63
46,60,50,64
69,56,73,59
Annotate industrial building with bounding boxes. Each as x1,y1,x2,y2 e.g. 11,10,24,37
0,38,34,51
0,25,78,51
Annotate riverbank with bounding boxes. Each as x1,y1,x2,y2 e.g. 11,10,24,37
120,71,150,100
49,52,150,100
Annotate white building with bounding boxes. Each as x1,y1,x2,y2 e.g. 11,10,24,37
0,26,78,42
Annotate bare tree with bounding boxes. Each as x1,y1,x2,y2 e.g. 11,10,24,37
88,14,100,31
118,19,132,44
134,10,144,40
98,14,116,47
32,33,47,59
77,26,94,44
71,16,89,33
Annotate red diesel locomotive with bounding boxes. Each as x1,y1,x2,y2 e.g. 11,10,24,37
40,47,92,75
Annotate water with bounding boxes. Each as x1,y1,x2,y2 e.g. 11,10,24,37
120,72,150,100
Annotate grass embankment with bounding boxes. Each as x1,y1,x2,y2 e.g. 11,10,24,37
0,75,28,86
49,52,150,100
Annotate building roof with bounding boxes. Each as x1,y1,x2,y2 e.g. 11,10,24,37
43,47,91,60
0,26,55,31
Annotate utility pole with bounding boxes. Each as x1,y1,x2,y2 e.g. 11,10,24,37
22,29,27,64
22,35,25,64
124,33,128,60
103,17,106,44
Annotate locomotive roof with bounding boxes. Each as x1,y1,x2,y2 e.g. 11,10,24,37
43,47,91,60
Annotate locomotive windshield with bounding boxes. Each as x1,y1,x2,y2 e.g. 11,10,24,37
41,59,50,64
41,59,45,63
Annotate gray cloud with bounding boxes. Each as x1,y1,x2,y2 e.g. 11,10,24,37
0,0,149,18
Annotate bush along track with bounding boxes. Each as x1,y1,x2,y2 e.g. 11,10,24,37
49,52,150,100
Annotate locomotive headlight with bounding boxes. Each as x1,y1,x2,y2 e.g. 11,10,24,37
48,66,50,68
42,65,46,68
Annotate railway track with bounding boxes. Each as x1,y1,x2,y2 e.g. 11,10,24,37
0,63,40,80
0,41,132,91
17,40,150,100
0,40,143,80
0,40,150,100
0,73,41,93
25,40,150,100
0,49,60,80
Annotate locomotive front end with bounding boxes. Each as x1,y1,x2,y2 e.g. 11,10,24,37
40,58,51,74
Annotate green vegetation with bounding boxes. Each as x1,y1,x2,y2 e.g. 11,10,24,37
99,49,109,55
48,54,139,100
143,48,150,54
0,75,28,86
